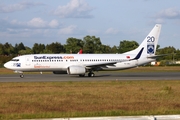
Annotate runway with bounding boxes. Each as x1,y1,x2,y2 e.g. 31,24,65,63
0,71,180,82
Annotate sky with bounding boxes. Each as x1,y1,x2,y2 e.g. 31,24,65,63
0,0,180,49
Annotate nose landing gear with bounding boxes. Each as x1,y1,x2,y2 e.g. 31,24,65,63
20,74,24,78
14,71,24,78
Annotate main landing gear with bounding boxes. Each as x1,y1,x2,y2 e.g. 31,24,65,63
79,72,95,77
88,72,95,77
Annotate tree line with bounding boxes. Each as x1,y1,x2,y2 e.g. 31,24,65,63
0,35,180,66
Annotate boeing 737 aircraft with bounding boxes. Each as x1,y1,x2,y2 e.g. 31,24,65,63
4,24,161,78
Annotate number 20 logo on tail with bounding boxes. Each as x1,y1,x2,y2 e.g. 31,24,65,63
147,36,155,54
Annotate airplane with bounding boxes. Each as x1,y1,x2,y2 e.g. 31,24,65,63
4,24,161,78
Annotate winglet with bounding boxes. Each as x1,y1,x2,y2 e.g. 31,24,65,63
131,47,144,60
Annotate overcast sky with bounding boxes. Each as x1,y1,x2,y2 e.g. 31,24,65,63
0,0,180,49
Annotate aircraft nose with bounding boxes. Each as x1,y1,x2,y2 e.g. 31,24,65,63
4,62,10,69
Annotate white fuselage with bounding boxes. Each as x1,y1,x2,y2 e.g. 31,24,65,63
4,54,154,73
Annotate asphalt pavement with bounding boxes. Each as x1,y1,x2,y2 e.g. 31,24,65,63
0,71,180,82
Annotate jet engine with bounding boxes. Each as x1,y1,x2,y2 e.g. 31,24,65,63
67,66,86,75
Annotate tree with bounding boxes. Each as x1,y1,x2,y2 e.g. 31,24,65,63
0,43,5,55
175,49,180,61
42,49,53,53
156,45,160,51
18,47,33,55
32,43,45,54
46,42,64,53
118,40,139,53
83,35,102,53
3,42,14,55
157,46,176,61
18,42,26,50
64,38,84,53
100,45,111,53
14,42,26,54
111,45,118,53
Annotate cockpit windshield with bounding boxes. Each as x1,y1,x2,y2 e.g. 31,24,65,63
11,59,19,62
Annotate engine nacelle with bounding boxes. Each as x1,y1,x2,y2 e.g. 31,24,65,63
67,66,86,75
53,71,67,74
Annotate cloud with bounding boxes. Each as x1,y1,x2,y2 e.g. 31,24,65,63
105,28,119,34
58,25,77,34
52,0,94,18
87,29,100,35
49,19,59,28
157,8,180,19
151,8,180,24
27,18,47,28
0,2,44,13
12,18,60,28
0,18,61,31
154,18,165,24
158,8,180,19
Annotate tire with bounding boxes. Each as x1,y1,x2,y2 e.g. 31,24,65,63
88,73,95,77
20,74,24,78
91,73,95,77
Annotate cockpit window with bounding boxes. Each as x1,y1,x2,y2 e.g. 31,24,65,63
11,59,19,61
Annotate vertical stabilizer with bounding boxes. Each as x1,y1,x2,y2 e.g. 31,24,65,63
124,24,161,56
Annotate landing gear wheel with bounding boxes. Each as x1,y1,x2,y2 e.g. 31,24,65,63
91,73,95,77
88,72,95,77
20,74,24,78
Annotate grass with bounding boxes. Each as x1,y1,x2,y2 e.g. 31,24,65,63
0,68,13,74
0,66,180,119
0,81,180,119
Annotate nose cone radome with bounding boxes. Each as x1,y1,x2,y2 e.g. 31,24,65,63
4,62,10,69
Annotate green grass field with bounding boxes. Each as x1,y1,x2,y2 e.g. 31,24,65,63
0,66,180,119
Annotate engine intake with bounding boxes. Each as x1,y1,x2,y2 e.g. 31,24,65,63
67,66,86,75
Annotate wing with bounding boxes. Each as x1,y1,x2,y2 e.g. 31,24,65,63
84,47,144,69
85,61,117,67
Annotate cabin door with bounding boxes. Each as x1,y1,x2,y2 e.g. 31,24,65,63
25,57,31,66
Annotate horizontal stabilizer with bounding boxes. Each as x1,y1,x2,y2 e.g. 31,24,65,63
147,54,168,58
